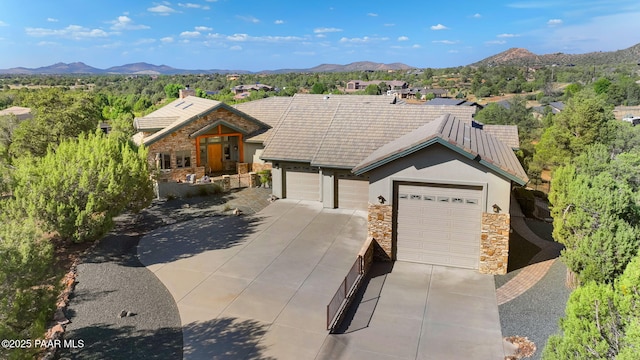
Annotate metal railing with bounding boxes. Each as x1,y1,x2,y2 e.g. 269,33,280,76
326,255,363,331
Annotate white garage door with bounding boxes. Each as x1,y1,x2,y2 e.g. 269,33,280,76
285,168,320,201
396,184,483,269
338,177,369,211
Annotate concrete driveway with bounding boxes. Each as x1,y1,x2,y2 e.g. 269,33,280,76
137,200,367,359
138,199,504,360
317,262,505,360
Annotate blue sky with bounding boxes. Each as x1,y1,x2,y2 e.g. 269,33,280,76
1,1,639,71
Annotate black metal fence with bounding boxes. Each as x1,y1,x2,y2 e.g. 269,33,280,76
326,255,363,331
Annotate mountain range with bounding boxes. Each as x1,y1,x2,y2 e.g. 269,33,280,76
470,42,640,67
0,61,414,75
2,42,639,75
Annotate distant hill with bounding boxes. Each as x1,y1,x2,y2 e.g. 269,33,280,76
0,61,414,75
471,43,640,67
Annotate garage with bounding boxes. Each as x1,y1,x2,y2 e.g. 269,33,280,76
337,174,369,211
284,166,320,201
396,183,483,269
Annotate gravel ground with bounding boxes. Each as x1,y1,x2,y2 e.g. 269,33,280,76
57,188,272,360
499,260,572,360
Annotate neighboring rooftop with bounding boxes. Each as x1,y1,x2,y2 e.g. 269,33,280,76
352,114,528,185
0,106,33,120
424,98,481,108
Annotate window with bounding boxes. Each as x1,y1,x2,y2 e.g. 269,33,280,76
176,151,191,168
159,153,171,170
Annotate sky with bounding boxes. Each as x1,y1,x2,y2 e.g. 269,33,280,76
1,1,640,71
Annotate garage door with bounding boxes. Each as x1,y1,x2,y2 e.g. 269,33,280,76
338,176,369,211
285,167,320,201
396,184,483,269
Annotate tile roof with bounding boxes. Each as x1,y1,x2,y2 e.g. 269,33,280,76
134,96,269,146
256,94,478,168
482,125,520,149
352,114,529,185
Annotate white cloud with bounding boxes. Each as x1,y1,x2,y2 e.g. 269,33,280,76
134,38,156,45
508,2,555,9
110,16,150,31
397,36,409,41
237,15,260,23
180,31,201,38
195,26,213,31
46,18,59,22
274,20,284,24
25,25,109,39
449,49,459,53
208,32,304,43
547,19,563,26
430,24,448,30
384,23,395,27
497,33,519,38
339,36,389,43
0,21,8,27
294,51,316,56
485,40,507,45
472,13,482,18
229,45,242,50
313,27,342,33
37,41,58,46
315,34,326,38
161,36,174,43
178,3,210,9
367,13,378,17
412,44,421,48
148,5,177,15
432,40,458,44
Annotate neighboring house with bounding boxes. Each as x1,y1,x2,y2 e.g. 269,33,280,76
241,94,525,275
132,89,272,181
424,98,484,111
135,93,525,275
0,106,33,121
533,101,565,115
345,80,408,93
232,83,274,95
388,87,447,100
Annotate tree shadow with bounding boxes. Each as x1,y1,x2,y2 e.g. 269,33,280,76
183,317,276,360
58,323,182,360
136,214,266,267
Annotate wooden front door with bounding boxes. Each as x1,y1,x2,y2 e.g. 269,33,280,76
207,144,223,171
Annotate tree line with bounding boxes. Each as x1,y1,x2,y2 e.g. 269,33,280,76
0,88,153,359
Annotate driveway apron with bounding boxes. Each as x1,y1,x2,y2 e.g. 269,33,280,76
317,262,505,360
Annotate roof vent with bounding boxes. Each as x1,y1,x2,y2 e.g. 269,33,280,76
174,101,186,107
471,120,484,130
323,96,330,100
183,103,193,110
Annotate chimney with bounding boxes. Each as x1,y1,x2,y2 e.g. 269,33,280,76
179,85,196,99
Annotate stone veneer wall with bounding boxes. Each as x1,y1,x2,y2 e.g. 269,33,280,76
480,212,510,275
367,204,393,261
146,108,265,181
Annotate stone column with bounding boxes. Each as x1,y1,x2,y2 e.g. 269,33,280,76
480,212,510,275
367,204,393,261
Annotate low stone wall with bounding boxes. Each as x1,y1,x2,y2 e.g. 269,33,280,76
480,212,510,275
367,204,393,261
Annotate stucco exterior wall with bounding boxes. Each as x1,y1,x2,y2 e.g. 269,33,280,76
367,143,511,214
271,166,284,198
321,169,336,208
